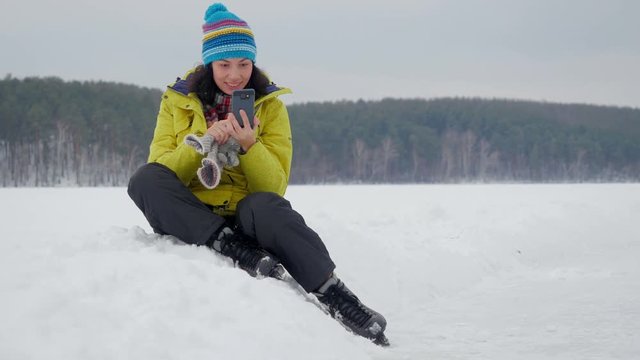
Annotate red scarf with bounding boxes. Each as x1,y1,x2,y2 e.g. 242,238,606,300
204,93,232,127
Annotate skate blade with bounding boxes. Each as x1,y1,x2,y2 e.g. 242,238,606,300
372,333,390,347
268,264,286,280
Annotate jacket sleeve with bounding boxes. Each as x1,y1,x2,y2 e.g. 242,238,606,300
239,98,292,196
147,95,203,185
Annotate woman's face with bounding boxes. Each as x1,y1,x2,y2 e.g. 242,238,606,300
211,58,253,95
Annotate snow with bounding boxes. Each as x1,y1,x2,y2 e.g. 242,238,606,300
1,184,639,360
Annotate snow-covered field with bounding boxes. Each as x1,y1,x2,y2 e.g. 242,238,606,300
1,184,639,360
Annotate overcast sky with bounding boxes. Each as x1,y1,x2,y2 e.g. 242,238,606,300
1,0,638,107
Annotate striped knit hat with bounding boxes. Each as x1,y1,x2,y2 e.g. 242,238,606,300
202,3,257,65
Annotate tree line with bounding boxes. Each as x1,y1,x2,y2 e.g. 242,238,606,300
288,98,640,183
1,76,638,186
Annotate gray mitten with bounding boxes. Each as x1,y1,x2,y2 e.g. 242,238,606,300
184,133,215,155
184,133,241,189
218,140,241,167
197,153,223,189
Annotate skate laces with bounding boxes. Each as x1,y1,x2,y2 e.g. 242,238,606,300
222,237,268,271
322,282,373,328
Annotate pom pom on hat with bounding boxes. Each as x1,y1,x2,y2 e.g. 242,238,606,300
202,3,256,64
204,3,229,20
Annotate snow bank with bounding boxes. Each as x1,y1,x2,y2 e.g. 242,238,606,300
1,184,639,359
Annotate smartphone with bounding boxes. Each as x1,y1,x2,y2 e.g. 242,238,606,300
231,89,255,128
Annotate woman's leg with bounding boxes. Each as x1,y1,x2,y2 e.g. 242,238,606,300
128,163,281,277
235,192,336,292
236,192,388,344
127,162,225,245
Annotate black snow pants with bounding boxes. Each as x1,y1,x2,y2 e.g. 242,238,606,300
127,162,336,292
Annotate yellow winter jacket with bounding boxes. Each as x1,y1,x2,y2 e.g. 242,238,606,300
148,72,293,216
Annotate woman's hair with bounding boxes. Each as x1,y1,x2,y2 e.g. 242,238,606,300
188,63,271,105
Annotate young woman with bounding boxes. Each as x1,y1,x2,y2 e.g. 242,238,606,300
128,3,388,345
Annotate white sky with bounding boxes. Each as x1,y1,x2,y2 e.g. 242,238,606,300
1,0,639,107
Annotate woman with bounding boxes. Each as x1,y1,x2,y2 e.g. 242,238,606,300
128,3,388,345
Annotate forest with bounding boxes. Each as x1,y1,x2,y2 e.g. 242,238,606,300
1,76,639,186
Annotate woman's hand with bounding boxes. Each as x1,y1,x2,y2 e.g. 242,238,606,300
206,119,231,145
225,110,261,152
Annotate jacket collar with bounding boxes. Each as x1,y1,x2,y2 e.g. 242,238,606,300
256,84,292,106
167,73,291,109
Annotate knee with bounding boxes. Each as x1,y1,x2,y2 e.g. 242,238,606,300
238,192,290,213
127,163,175,200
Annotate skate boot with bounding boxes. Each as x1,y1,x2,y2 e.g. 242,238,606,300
209,227,283,279
314,275,389,346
